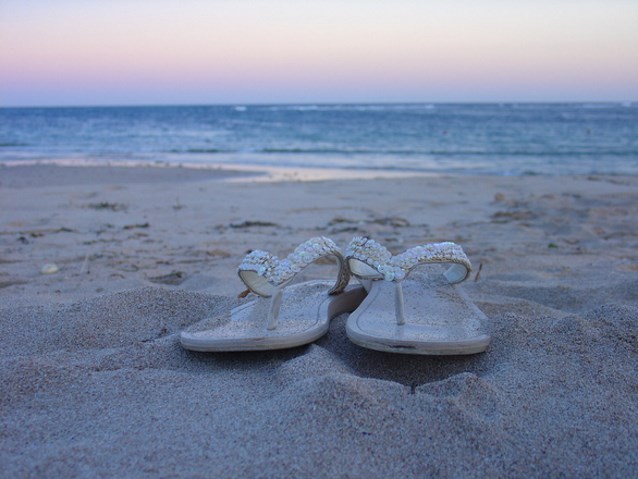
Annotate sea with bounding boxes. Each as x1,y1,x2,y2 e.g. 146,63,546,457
1,103,637,176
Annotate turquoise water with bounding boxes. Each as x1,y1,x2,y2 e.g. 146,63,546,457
1,103,637,175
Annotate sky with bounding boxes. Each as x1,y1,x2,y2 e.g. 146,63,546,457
1,0,637,106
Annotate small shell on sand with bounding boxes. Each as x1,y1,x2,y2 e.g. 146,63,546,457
41,263,60,275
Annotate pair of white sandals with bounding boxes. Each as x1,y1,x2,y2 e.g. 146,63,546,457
180,236,491,355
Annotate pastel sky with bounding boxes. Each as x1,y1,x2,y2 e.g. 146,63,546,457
1,0,637,106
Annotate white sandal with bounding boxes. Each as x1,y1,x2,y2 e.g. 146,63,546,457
344,237,491,355
180,237,365,351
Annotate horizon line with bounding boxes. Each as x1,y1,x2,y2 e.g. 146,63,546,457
2,100,636,109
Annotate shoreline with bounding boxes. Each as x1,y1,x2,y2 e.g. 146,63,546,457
2,162,637,476
0,158,439,184
4,158,636,185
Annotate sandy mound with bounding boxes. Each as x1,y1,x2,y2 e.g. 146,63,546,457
2,285,637,477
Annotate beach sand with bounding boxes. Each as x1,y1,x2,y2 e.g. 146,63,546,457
1,164,637,477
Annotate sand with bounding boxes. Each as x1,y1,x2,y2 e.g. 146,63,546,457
1,164,637,477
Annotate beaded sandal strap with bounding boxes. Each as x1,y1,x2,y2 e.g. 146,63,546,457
238,236,350,298
345,236,471,284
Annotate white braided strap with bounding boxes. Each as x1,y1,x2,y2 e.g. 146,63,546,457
345,236,472,284
238,236,350,297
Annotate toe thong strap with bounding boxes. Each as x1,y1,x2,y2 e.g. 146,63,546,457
237,236,350,298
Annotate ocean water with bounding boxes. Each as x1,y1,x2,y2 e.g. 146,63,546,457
0,103,637,175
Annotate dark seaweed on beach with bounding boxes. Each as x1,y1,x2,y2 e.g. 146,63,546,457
87,202,128,212
230,220,280,228
122,222,150,230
